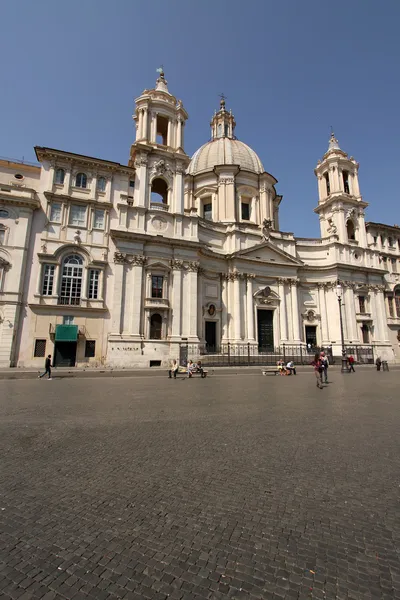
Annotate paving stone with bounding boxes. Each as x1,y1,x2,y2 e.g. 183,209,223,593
0,374,400,599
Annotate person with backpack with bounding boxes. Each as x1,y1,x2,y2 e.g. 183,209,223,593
320,351,329,383
311,353,323,389
38,355,52,380
348,355,355,373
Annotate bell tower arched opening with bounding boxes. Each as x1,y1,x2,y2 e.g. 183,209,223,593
151,178,168,204
156,115,168,146
347,220,356,241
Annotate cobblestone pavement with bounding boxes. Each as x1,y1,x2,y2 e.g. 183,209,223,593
0,370,399,600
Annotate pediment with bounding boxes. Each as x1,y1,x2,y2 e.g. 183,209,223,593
232,241,303,266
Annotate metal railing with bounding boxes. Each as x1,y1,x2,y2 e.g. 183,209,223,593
179,343,336,367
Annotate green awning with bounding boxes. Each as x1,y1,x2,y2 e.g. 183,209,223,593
55,325,78,342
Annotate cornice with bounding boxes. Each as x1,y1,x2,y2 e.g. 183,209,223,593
109,228,202,250
35,147,135,174
43,191,113,208
314,195,368,213
0,191,40,210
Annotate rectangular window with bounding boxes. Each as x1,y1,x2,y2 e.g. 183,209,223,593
42,265,55,295
392,259,397,274
0,229,5,245
93,209,105,230
358,296,366,314
88,269,100,299
85,340,96,358
388,297,394,318
241,202,250,221
69,205,87,227
129,180,135,188
395,295,400,318
34,339,46,358
151,275,163,299
63,315,74,325
50,203,62,223
203,202,212,220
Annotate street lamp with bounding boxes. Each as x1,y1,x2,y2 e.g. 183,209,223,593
336,283,349,373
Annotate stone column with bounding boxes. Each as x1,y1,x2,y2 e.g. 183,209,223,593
64,168,72,195
318,284,329,343
277,278,288,341
177,118,182,149
259,185,268,223
47,164,55,192
197,269,203,342
111,254,125,334
105,176,112,204
90,174,97,200
246,275,255,341
170,260,184,340
370,287,381,342
221,274,229,341
137,110,143,140
174,167,184,214
187,262,200,341
290,280,301,341
233,272,242,341
344,285,357,342
143,109,149,141
377,287,389,342
129,256,146,339
134,154,148,208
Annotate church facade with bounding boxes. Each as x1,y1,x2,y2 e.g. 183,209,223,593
0,71,399,368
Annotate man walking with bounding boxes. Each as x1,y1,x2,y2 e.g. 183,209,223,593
348,355,355,373
38,355,52,380
320,352,329,383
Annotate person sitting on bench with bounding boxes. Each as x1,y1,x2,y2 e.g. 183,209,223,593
286,360,296,375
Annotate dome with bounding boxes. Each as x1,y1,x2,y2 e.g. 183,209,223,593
187,138,264,176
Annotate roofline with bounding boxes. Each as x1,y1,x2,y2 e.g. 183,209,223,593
35,147,135,170
366,221,400,232
0,158,41,172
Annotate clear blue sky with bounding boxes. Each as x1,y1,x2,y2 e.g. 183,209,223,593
1,0,400,237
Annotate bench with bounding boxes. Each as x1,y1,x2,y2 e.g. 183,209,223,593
262,368,280,376
177,367,208,378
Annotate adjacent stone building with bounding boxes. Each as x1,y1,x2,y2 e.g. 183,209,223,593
0,70,399,367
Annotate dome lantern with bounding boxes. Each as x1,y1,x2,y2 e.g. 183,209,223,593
210,94,236,140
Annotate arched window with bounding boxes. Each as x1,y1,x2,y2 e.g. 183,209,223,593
59,254,83,305
75,173,87,188
151,178,168,204
342,170,350,194
395,288,400,318
97,177,106,192
55,168,65,185
150,313,162,339
324,173,330,196
347,220,356,241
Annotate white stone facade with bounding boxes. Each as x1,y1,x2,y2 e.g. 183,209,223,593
0,71,399,368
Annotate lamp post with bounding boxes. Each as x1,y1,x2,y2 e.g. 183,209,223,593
336,283,349,373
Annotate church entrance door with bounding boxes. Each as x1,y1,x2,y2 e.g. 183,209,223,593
305,325,317,349
257,310,274,351
205,321,217,352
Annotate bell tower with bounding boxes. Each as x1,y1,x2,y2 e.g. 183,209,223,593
129,69,190,235
314,132,368,247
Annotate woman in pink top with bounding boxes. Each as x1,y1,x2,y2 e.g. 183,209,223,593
311,352,323,389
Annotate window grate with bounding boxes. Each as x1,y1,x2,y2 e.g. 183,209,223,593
85,340,96,358
34,339,46,357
